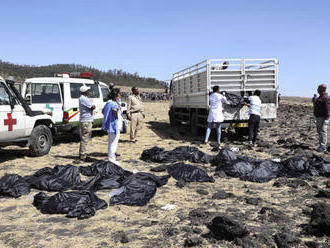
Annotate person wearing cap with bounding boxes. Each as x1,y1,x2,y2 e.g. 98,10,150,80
79,85,96,161
127,86,145,142
314,84,330,152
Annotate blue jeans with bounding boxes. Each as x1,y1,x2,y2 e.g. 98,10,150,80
205,122,221,144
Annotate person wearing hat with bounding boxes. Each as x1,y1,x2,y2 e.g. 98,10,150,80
79,85,96,161
127,86,145,142
314,84,330,152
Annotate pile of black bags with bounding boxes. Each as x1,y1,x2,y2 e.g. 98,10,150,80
1,145,329,220
214,148,330,182
0,161,171,219
143,146,330,183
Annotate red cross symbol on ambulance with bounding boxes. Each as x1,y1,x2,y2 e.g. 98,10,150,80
4,113,17,131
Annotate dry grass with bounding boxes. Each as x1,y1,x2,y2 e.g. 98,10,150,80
0,102,328,247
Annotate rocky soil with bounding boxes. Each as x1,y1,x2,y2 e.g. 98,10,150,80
0,100,329,248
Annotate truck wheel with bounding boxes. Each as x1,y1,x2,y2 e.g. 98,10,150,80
169,109,178,127
190,112,202,136
235,127,249,136
29,125,53,156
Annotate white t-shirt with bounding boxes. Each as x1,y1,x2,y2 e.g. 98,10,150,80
248,95,262,116
207,93,229,122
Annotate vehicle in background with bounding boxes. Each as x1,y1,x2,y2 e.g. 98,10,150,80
169,58,279,135
21,72,127,134
0,76,55,156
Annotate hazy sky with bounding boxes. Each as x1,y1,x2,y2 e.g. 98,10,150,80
1,0,329,96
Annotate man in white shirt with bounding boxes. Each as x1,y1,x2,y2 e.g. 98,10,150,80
247,90,262,145
79,85,96,161
204,86,229,146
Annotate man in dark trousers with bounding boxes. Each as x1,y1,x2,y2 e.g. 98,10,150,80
247,90,262,146
313,84,330,152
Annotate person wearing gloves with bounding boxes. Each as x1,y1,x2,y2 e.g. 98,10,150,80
313,84,330,152
79,85,95,162
204,86,229,147
102,88,121,164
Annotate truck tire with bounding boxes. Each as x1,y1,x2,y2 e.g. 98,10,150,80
190,112,202,136
169,109,179,127
29,125,53,156
235,127,249,136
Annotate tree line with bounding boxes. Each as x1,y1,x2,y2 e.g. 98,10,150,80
0,60,165,89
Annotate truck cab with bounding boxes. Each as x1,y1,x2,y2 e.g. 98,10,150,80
0,76,55,156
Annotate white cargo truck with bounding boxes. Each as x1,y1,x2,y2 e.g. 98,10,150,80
169,58,279,135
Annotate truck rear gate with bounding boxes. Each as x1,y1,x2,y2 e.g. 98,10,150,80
170,58,279,133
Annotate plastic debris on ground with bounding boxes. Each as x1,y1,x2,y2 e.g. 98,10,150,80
161,204,176,211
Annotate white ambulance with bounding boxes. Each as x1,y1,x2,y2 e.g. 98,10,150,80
0,76,55,156
21,72,126,134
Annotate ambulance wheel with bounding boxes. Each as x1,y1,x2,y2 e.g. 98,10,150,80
29,125,53,156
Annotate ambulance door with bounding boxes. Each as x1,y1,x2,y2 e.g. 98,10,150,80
26,82,63,124
88,83,103,126
0,82,26,141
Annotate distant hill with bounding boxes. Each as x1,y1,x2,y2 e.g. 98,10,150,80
0,59,165,89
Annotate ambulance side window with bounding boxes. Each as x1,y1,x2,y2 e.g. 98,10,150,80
89,84,100,98
70,83,83,98
31,84,61,103
101,87,110,102
0,83,10,105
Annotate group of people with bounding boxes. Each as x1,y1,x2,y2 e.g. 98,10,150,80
204,86,262,147
78,83,330,163
120,91,169,102
78,86,144,163
205,84,330,153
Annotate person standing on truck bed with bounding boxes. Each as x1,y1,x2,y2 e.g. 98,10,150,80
79,85,96,162
204,86,229,147
127,86,145,142
313,84,330,153
247,90,262,146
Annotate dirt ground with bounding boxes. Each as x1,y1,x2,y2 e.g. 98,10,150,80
0,101,329,248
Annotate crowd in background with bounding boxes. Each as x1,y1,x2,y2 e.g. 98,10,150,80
120,91,169,101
